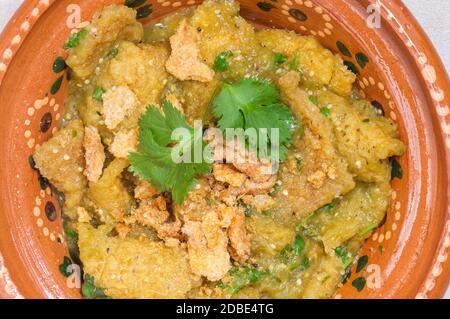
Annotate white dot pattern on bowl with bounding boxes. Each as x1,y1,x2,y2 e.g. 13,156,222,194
0,0,56,299
374,2,450,298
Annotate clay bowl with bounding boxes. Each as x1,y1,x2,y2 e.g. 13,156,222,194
0,0,449,299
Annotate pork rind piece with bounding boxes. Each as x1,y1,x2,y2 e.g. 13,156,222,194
247,214,295,264
87,158,131,219
225,139,275,182
165,19,214,82
276,71,355,218
109,128,138,159
33,119,86,217
65,5,143,80
257,29,356,96
174,177,212,222
241,194,275,213
99,42,169,106
316,90,406,182
94,41,170,131
78,223,201,298
182,211,231,281
328,56,357,97
83,126,105,182
132,196,182,241
302,182,391,253
189,0,274,82
134,179,159,200
209,139,277,202
102,86,138,130
212,164,247,188
226,207,250,262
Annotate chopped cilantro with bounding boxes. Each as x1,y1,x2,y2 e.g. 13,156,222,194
321,275,331,283
320,106,330,117
356,255,368,273
323,202,334,210
279,244,293,262
335,246,353,268
362,118,370,123
299,67,305,77
358,223,378,237
92,87,106,102
129,101,212,204
270,182,281,195
294,234,305,256
218,266,265,295
274,53,287,65
105,47,119,59
300,257,310,270
59,256,73,278
217,282,226,289
213,51,233,72
82,274,110,299
212,78,295,160
279,235,310,270
290,52,300,71
64,27,88,49
308,95,318,106
296,157,303,170
243,204,253,217
64,227,78,241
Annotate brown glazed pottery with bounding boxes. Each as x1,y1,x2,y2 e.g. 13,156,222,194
0,0,449,298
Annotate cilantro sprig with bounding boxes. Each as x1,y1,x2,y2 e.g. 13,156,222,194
64,27,88,49
128,101,212,204
212,78,296,160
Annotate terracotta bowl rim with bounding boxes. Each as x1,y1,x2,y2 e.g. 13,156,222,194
0,0,449,299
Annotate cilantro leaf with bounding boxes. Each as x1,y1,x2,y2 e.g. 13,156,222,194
92,87,105,102
308,95,318,105
213,51,233,72
64,27,88,49
320,106,330,117
212,78,295,160
82,274,110,299
335,246,353,268
290,51,300,71
294,234,305,256
129,101,212,204
274,53,287,65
